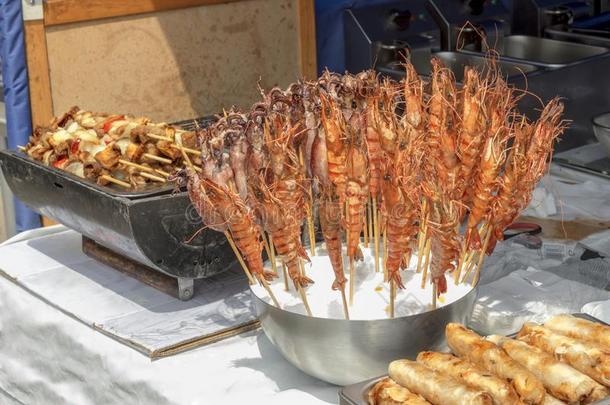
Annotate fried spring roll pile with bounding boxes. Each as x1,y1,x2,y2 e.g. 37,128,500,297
370,315,610,405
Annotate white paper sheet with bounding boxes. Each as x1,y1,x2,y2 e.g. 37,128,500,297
0,275,336,405
0,227,257,356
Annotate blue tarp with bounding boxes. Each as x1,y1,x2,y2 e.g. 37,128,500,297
0,0,41,231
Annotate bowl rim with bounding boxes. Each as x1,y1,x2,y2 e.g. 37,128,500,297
251,277,479,323
592,112,610,130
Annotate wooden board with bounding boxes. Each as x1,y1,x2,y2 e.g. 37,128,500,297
297,0,317,79
44,0,301,121
24,20,54,128
44,0,251,26
82,236,180,299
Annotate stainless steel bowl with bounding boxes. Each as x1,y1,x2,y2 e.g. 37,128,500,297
252,283,478,386
593,113,610,158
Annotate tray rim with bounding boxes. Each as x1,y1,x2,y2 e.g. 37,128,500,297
0,116,218,200
338,313,610,405
0,149,177,200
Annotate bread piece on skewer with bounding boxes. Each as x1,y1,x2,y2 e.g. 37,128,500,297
368,377,432,405
388,359,493,405
544,314,610,352
518,322,610,387
487,335,608,404
416,351,523,405
446,323,546,404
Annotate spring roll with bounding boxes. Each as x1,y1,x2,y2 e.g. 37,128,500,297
542,393,565,405
518,322,610,387
416,351,523,405
368,377,432,405
488,335,608,404
545,314,610,352
388,359,493,405
446,323,546,404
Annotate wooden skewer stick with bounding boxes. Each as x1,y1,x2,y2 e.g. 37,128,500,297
383,223,388,282
373,197,380,273
100,175,131,188
170,143,202,156
460,250,477,284
140,172,166,183
340,287,350,320
282,261,289,291
119,158,171,180
459,222,488,284
363,201,369,248
390,279,396,319
299,147,316,257
261,231,272,265
367,199,373,250
224,230,256,285
297,259,312,316
17,145,27,152
175,141,203,175
154,169,170,178
261,277,281,308
454,230,475,285
119,159,153,173
306,205,316,256
453,249,468,285
143,153,173,165
472,225,492,286
420,238,432,289
145,133,173,142
298,284,313,316
349,257,355,306
432,281,438,310
345,200,356,306
452,221,464,285
416,228,428,273
267,233,278,276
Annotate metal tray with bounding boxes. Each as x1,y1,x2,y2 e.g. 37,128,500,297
0,148,236,298
378,51,539,83
460,35,610,69
339,313,610,405
8,115,218,199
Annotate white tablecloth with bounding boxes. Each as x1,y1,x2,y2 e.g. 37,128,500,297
0,230,336,405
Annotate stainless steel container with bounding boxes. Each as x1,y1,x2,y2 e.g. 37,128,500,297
252,283,478,386
593,112,610,158
463,35,609,69
410,51,538,81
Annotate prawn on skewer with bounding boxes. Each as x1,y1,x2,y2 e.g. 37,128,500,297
487,99,565,253
252,178,312,288
320,92,348,203
345,146,368,261
455,67,487,205
428,197,461,296
261,116,312,288
381,168,412,289
199,177,275,283
429,60,460,199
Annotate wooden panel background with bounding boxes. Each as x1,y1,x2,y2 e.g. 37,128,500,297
24,20,54,128
44,0,248,26
44,0,301,121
